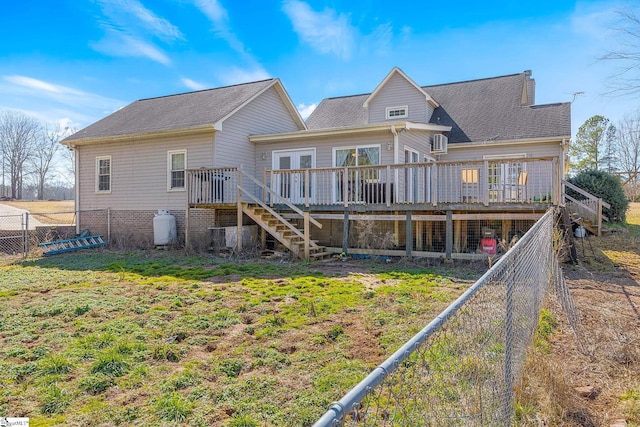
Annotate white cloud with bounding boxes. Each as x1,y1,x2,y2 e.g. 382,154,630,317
97,0,184,41
1,75,123,121
181,77,208,91
91,31,171,65
297,103,316,120
92,0,183,65
282,0,356,60
218,66,271,86
192,0,246,54
4,75,65,94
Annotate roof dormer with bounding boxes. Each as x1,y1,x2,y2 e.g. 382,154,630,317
363,67,439,124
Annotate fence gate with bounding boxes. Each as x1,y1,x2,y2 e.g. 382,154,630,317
0,214,28,261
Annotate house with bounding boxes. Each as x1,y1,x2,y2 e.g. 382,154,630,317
63,67,580,258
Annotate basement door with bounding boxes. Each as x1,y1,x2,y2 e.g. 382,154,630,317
272,149,315,204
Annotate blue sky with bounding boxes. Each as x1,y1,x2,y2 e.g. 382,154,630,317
1,0,638,137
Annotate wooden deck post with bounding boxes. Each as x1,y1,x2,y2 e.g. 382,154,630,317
406,210,412,257
431,164,438,206
305,169,310,208
343,167,349,208
454,217,461,253
185,173,190,250
597,198,603,236
342,210,349,254
415,220,423,250
483,160,490,206
262,168,268,205
237,166,243,252
304,211,310,260
445,210,453,260
386,165,392,207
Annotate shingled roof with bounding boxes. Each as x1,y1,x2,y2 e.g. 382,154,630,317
65,79,279,142
306,71,571,143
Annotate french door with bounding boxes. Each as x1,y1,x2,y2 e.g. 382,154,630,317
272,149,315,204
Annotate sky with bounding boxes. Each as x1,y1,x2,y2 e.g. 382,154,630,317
1,0,639,138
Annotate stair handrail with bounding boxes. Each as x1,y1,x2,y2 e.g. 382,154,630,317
562,180,611,209
238,167,322,229
238,185,312,245
563,193,609,222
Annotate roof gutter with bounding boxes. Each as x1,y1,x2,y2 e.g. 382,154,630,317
250,121,451,143
446,135,571,149
61,125,217,147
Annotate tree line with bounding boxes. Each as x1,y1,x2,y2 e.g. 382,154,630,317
0,110,75,200
570,113,640,201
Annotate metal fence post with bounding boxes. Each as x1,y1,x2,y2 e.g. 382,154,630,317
504,251,515,425
24,212,29,257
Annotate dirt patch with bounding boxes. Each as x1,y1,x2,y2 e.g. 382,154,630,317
521,203,640,426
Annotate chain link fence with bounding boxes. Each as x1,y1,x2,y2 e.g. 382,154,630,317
0,209,110,261
313,208,564,426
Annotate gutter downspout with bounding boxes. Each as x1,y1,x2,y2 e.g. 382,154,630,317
390,125,399,165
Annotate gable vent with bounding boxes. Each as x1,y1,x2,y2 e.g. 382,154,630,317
431,134,448,154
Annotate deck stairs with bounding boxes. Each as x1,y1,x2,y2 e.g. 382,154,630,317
242,204,330,260
236,167,330,260
562,180,610,237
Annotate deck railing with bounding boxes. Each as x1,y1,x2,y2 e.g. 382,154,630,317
187,157,559,208
562,180,610,235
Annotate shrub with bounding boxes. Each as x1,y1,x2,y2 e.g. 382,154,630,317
568,170,629,223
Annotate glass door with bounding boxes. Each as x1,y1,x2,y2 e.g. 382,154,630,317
404,148,419,203
273,149,315,204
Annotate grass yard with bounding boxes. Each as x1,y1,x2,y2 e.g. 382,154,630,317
2,200,76,224
0,252,479,426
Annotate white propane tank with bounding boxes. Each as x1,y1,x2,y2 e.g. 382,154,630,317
574,226,586,238
153,209,177,247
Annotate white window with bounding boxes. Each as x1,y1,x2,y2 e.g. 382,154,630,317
386,106,408,120
95,156,111,193
168,150,186,191
334,145,381,168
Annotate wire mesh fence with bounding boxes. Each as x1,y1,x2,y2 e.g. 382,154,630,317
0,209,110,261
313,208,560,426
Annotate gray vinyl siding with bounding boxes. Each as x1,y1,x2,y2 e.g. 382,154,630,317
254,132,395,171
215,86,302,178
368,73,433,124
399,131,431,160
77,133,214,211
441,140,562,162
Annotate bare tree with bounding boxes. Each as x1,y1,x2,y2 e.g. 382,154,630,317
616,112,640,200
0,111,39,199
602,6,640,96
29,124,64,200
58,127,77,188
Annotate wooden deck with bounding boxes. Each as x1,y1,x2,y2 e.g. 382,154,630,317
184,157,607,259
187,157,561,210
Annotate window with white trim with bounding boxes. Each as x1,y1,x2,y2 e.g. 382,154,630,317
96,156,111,193
168,150,186,190
386,106,408,120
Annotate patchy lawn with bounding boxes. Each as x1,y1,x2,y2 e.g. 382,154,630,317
0,252,479,426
